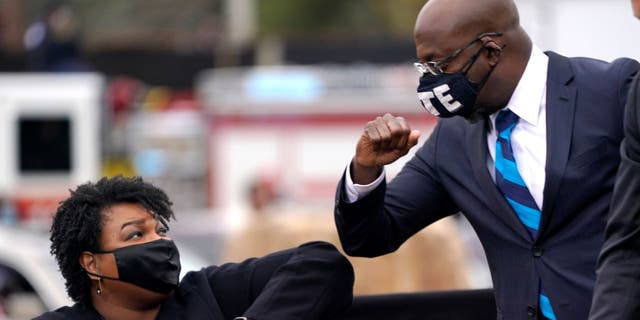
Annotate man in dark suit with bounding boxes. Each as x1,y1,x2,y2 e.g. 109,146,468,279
589,1,640,319
334,0,639,319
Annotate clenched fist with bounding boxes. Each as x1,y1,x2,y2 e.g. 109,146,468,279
352,113,421,184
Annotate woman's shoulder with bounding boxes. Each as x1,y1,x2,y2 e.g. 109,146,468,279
177,266,219,291
33,303,101,320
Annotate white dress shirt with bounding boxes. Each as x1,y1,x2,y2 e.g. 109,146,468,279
346,45,549,210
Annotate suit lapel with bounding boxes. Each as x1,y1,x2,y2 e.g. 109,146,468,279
465,117,531,241
538,52,576,238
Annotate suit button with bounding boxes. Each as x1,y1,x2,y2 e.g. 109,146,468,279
527,306,536,317
532,246,543,257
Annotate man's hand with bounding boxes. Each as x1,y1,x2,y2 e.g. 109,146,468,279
352,113,421,184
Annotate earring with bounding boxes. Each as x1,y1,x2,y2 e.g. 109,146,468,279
96,277,103,295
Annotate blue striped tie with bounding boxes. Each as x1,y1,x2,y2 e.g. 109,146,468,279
494,109,556,320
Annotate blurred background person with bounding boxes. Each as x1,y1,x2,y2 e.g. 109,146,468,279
23,1,88,71
247,176,278,215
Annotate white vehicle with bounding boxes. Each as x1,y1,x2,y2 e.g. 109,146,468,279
0,225,69,319
0,73,103,226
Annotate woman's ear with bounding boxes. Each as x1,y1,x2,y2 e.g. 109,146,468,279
79,251,99,280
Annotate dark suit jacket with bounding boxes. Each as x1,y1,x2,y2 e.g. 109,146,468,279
589,73,640,319
335,52,639,320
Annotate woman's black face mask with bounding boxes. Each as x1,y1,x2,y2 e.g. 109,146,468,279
86,238,181,293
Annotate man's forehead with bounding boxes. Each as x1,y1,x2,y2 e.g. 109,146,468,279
414,27,468,60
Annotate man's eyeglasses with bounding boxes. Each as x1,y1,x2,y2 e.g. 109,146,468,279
414,32,503,76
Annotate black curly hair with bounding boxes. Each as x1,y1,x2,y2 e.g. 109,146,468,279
49,175,174,305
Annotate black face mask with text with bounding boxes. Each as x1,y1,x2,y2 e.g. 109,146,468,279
86,238,181,293
416,45,498,119
417,72,481,118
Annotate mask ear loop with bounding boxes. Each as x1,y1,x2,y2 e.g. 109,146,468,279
468,41,506,89
461,46,486,76
461,39,506,75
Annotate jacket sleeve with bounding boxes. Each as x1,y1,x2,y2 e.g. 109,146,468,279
334,120,459,258
590,69,640,320
205,241,353,320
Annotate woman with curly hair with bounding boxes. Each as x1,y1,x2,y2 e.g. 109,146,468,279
35,175,354,320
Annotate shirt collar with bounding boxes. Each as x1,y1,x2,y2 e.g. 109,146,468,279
501,44,549,126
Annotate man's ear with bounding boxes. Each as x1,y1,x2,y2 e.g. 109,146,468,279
79,251,100,280
483,40,503,67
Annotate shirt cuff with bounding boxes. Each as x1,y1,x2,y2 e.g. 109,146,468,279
344,160,385,203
